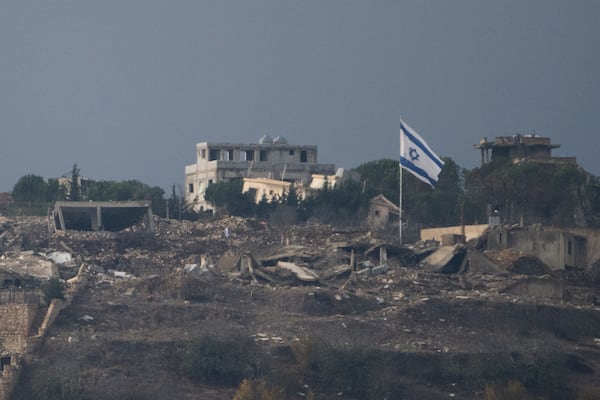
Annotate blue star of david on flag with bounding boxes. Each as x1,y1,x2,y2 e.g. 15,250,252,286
400,119,444,188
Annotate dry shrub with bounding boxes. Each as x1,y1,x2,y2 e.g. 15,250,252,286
484,380,532,400
232,378,284,400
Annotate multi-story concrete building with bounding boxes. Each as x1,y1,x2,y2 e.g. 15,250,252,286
185,135,336,211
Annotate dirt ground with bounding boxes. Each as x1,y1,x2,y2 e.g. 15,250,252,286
3,216,600,399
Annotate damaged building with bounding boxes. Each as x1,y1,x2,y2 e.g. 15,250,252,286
486,226,596,270
51,201,154,232
474,134,577,166
241,168,360,204
184,136,336,211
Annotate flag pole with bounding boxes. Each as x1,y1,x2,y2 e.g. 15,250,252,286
399,117,403,245
399,161,403,245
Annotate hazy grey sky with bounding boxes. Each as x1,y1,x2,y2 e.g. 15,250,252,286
1,1,599,193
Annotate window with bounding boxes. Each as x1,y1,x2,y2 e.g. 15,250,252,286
208,179,213,185
188,183,194,193
568,240,572,255
209,149,219,161
225,149,234,160
260,150,268,161
289,150,295,156
1,356,10,372
245,150,254,161
300,151,308,162
201,149,206,159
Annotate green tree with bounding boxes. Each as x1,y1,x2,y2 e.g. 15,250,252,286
354,157,467,227
68,163,81,201
204,180,255,217
11,174,51,215
465,161,590,226
301,179,372,226
354,159,399,202
86,179,166,216
42,277,65,305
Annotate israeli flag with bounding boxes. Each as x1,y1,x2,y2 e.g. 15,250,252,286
400,119,444,188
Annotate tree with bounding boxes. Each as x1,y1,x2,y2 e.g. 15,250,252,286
301,179,372,227
43,277,65,305
69,163,81,201
354,159,400,203
86,179,166,216
354,157,467,227
11,174,51,215
204,180,255,217
464,161,591,226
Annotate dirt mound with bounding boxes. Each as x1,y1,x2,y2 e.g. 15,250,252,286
483,249,554,275
508,255,554,275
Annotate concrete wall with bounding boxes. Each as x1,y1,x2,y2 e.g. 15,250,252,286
564,227,600,267
420,224,489,243
487,227,598,270
488,229,564,270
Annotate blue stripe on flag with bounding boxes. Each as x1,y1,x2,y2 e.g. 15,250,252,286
400,157,438,187
400,122,444,170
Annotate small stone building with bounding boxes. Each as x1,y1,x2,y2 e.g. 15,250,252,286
368,194,400,229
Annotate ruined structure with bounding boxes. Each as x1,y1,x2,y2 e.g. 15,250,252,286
241,168,360,204
474,134,577,166
0,290,42,400
486,226,594,270
52,201,154,232
184,136,336,211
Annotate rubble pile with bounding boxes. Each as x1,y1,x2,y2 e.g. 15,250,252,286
3,214,600,399
0,215,596,308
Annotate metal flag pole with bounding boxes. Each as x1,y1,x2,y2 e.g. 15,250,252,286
399,117,403,245
399,161,403,245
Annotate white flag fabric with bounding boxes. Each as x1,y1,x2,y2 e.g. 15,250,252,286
400,119,444,188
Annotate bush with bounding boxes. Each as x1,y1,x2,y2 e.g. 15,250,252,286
31,367,84,400
178,335,260,386
290,336,404,399
484,380,532,400
232,379,284,400
43,278,65,305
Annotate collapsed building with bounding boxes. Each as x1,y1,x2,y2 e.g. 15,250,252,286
51,201,154,232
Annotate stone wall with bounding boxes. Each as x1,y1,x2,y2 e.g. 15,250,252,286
0,357,20,400
0,303,41,354
0,263,88,400
0,303,39,400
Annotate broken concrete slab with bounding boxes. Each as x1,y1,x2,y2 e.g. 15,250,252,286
0,253,59,280
46,251,74,266
276,261,319,282
467,248,507,275
421,245,468,274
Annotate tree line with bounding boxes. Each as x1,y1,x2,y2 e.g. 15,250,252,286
203,157,600,229
4,160,600,229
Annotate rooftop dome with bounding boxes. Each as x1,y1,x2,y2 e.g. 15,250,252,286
259,134,273,144
273,135,288,144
